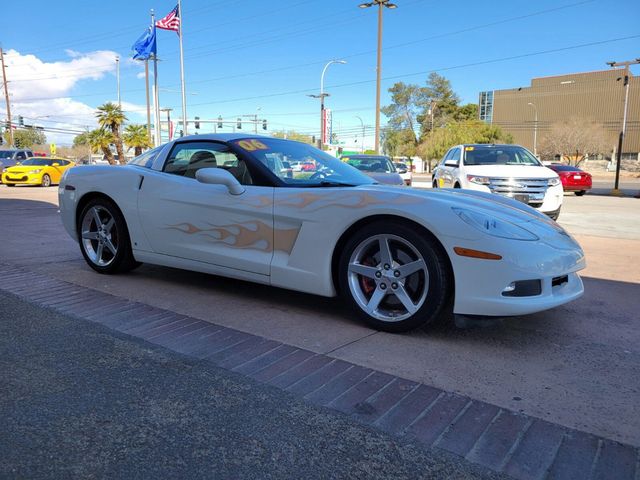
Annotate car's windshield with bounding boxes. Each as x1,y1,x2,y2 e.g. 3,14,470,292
18,158,51,166
342,155,396,174
231,138,375,187
464,146,541,166
0,151,15,159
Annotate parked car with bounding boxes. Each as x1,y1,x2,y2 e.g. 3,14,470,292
59,134,584,332
393,162,413,186
546,164,592,196
432,144,563,220
0,149,34,182
1,157,75,187
341,154,404,186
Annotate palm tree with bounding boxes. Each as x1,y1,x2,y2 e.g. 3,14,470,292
123,124,152,157
87,128,116,165
96,102,127,165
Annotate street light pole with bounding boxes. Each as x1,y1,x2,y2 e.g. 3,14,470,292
527,102,538,156
115,56,121,106
308,60,346,149
359,0,397,154
607,58,640,194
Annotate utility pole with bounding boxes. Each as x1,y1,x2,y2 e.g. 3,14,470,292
1,46,14,147
144,60,151,144
607,58,640,195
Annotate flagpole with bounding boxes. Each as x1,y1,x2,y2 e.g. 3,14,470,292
177,0,188,136
151,9,162,146
145,59,151,145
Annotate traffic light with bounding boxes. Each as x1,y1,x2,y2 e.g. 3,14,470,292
18,115,24,127
217,116,223,129
194,116,200,129
262,119,267,130
237,118,242,129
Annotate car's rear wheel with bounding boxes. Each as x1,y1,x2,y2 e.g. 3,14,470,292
574,190,586,196
78,198,140,274
41,174,51,187
338,221,451,332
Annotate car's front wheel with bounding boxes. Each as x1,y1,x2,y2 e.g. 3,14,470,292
338,221,451,332
574,190,586,196
78,198,141,274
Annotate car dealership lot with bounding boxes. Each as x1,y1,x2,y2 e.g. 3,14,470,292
1,185,639,451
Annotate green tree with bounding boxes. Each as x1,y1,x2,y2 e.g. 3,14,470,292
96,102,127,164
382,128,418,158
73,131,91,147
87,128,116,165
418,73,461,136
418,120,513,171
3,128,46,148
123,124,152,157
452,103,479,122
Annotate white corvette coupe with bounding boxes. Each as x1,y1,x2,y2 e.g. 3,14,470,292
59,134,585,332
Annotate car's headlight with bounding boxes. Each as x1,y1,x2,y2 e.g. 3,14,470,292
453,207,539,241
466,175,491,185
28,169,42,174
547,177,560,186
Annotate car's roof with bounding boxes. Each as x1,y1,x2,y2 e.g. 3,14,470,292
459,144,518,148
174,133,275,142
341,154,391,159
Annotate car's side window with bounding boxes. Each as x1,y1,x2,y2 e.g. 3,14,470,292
16,152,26,160
163,141,253,185
129,146,162,169
441,149,453,166
449,148,461,166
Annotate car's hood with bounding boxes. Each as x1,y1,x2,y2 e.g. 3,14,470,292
364,172,404,185
4,166,40,173
464,164,557,179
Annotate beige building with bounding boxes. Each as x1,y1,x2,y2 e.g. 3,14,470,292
478,69,640,158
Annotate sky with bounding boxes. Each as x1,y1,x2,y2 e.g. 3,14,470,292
2,0,639,147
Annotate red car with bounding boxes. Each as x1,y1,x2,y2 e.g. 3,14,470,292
547,164,592,196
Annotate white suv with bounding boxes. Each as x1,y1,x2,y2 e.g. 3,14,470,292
432,144,563,220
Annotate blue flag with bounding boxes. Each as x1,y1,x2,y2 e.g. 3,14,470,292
132,26,157,60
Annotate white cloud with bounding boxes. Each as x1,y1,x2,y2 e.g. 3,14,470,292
0,50,147,145
136,71,147,79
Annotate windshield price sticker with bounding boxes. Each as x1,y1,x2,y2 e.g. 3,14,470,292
236,140,269,151
465,146,475,151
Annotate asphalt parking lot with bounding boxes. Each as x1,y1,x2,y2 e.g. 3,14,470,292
1,183,639,465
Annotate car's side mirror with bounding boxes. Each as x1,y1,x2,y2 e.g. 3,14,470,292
444,160,459,167
282,161,291,168
195,167,245,195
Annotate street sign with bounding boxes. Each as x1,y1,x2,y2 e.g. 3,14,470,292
50,143,56,155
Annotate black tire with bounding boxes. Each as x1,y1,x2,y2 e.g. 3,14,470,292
77,197,141,274
338,221,452,333
41,174,51,187
432,180,438,188
574,190,586,196
453,183,461,189
5,183,15,187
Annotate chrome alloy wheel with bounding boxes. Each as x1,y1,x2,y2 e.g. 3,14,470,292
80,206,118,267
347,234,429,322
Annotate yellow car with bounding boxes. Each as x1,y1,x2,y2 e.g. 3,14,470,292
2,157,75,187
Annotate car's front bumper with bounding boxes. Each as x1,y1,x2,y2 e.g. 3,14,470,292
1,173,42,184
447,234,585,317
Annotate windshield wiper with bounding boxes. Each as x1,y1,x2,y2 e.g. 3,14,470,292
308,181,358,187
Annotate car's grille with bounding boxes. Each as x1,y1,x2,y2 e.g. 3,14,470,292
6,175,27,182
488,178,548,205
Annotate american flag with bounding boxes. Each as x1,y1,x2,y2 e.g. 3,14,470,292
156,5,180,32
